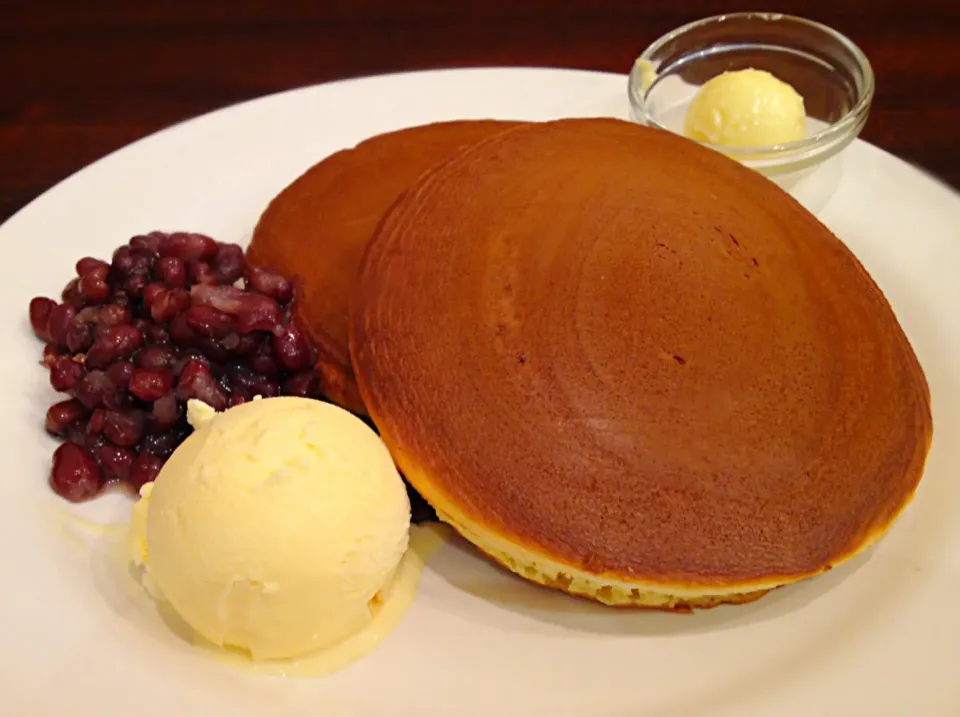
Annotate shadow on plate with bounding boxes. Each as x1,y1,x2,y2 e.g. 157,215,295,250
84,528,201,654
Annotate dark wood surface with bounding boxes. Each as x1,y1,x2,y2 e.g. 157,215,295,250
2,0,958,223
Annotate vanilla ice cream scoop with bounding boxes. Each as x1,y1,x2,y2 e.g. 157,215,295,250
684,68,806,148
135,396,411,661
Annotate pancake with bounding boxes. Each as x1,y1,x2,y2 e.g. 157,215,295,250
349,118,933,609
246,120,523,415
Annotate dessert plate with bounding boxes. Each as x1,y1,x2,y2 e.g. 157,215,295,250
0,68,958,716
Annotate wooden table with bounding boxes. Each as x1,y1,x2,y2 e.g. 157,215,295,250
2,0,957,223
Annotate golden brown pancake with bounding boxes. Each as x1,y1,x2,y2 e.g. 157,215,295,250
350,118,933,609
246,120,523,414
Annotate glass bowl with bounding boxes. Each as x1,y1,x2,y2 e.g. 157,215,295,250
627,12,874,187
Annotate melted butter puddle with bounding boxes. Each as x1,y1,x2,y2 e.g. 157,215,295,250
52,510,128,546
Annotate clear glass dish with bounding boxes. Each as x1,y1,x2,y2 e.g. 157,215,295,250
627,12,874,187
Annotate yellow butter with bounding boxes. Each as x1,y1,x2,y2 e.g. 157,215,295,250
131,396,411,661
685,68,806,148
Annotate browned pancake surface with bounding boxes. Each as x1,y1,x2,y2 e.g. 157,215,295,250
247,120,523,414
350,118,932,588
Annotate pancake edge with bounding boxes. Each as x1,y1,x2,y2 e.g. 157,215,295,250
375,430,931,609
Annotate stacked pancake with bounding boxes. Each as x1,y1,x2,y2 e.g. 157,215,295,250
347,118,932,609
247,120,522,415
252,117,932,610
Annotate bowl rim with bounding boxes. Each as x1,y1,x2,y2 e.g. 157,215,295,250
628,11,875,159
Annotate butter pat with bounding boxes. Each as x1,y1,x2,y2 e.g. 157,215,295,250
132,396,411,661
684,69,806,148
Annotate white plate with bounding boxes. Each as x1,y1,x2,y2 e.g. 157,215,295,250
1,68,959,717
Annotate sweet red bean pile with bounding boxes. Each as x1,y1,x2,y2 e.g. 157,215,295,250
29,232,320,502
